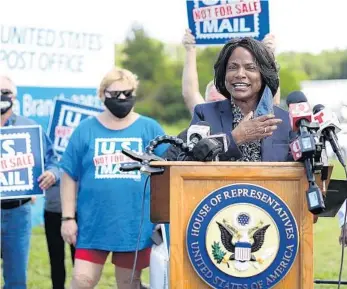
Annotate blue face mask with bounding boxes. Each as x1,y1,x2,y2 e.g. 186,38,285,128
253,85,274,117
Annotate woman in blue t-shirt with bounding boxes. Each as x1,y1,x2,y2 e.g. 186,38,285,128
60,67,167,289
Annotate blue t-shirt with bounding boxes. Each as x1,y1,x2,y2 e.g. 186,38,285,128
60,115,167,252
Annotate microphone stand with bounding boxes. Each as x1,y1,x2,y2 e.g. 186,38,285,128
314,280,347,285
298,122,325,214
120,135,190,175
311,131,347,287
146,135,190,155
320,137,329,193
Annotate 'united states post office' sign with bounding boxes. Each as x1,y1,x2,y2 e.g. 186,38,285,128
0,125,44,199
186,0,270,45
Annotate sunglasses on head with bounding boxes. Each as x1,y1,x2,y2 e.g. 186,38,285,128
104,89,134,99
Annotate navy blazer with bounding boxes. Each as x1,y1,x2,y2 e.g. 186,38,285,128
191,99,292,162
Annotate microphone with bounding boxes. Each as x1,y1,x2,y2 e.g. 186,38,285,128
287,91,316,161
287,91,313,132
191,138,223,162
313,104,342,134
313,104,346,167
206,134,228,153
289,138,304,161
187,121,211,150
289,136,325,214
298,137,326,215
287,91,325,214
179,123,226,162
289,132,317,161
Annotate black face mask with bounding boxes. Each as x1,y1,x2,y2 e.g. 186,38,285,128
0,90,13,115
104,97,135,118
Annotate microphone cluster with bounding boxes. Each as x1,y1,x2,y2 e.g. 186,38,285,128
287,91,345,215
121,90,344,217
119,128,228,174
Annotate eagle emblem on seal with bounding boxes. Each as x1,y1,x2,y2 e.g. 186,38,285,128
211,212,274,271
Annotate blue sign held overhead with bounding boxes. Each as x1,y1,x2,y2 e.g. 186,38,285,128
0,125,45,200
186,0,270,45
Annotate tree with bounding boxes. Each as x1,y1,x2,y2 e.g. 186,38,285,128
278,65,309,100
121,25,191,124
277,50,347,80
122,24,168,82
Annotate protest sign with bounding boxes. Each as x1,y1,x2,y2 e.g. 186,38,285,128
47,98,103,158
186,0,270,45
0,125,44,199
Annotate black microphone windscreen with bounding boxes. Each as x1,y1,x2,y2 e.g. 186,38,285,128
192,138,222,161
286,91,308,107
313,104,325,114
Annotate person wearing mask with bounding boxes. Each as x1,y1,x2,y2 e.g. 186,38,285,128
0,75,60,289
60,67,167,289
182,29,281,115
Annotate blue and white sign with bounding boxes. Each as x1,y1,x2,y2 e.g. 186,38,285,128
0,125,45,199
186,0,270,45
14,86,101,131
48,98,103,158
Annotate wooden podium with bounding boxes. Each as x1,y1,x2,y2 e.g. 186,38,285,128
150,161,320,289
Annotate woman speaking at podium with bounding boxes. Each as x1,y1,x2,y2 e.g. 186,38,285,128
190,37,292,162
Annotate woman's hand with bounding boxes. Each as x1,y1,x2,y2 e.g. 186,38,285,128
263,33,276,54
232,112,283,145
61,219,78,246
38,171,56,190
182,29,196,51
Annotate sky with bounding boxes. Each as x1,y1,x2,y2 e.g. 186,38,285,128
2,0,347,54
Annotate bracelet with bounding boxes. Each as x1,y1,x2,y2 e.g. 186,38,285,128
61,216,75,221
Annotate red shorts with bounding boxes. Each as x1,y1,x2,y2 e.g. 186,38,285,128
75,248,151,269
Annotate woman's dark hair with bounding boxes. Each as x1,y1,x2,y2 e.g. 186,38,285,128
214,37,279,99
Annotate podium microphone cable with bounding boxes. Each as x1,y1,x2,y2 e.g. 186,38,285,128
130,175,150,286
128,135,189,285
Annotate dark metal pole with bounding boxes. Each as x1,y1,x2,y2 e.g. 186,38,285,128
314,280,347,285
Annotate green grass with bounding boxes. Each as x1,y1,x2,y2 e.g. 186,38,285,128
26,218,346,289
314,217,347,289
314,161,347,289
28,227,148,288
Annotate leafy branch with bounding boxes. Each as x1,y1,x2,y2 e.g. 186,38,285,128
212,242,229,268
